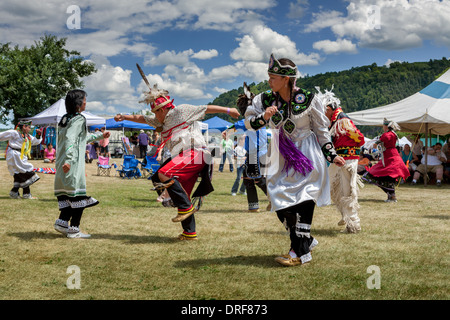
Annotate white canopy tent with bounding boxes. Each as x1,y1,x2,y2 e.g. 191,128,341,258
348,69,450,185
21,99,106,127
20,99,106,153
348,69,450,135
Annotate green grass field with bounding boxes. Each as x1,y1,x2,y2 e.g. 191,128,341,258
0,159,448,300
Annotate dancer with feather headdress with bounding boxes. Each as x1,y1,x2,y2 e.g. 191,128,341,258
317,86,365,233
115,64,240,241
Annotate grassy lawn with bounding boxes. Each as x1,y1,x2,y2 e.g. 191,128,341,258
0,159,448,300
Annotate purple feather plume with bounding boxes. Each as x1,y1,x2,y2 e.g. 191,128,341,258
278,129,314,175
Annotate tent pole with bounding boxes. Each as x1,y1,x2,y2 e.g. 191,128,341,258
424,123,428,187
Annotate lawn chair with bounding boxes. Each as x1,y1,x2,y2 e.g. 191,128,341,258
97,156,116,176
116,155,141,179
140,155,161,179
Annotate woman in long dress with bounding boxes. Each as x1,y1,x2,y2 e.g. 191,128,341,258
53,90,109,238
244,54,345,267
362,119,410,202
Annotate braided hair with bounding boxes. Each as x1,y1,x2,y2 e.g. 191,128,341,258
59,89,87,128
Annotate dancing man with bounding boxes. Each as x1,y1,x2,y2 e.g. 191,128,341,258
318,87,365,233
115,68,239,240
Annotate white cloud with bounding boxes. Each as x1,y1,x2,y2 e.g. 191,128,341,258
231,24,321,66
82,56,139,114
138,68,213,103
174,0,275,32
192,49,219,60
313,38,357,54
212,87,229,94
384,59,403,67
145,49,218,67
287,0,310,19
146,50,194,67
209,61,268,83
307,0,450,50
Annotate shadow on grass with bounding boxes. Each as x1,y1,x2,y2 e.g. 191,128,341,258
0,196,56,201
256,228,339,237
8,231,174,244
423,215,450,220
358,199,387,203
174,255,280,269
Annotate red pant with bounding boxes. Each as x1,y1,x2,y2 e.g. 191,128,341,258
158,149,206,197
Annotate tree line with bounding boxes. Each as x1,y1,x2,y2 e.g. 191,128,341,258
208,58,450,137
1,34,449,139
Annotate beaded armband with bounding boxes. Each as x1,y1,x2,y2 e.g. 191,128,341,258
249,114,267,130
321,142,338,163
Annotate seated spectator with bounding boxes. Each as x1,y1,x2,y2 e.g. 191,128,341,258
434,142,444,161
411,146,447,186
442,137,450,182
410,134,424,166
400,144,418,176
43,143,56,163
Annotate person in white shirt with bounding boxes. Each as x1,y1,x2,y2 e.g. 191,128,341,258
0,120,42,199
411,145,447,186
230,135,247,196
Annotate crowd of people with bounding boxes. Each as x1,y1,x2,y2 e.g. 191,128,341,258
1,54,448,267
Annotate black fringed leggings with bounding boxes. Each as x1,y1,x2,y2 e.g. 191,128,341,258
276,200,316,258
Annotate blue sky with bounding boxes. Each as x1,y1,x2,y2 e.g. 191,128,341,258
1,0,449,128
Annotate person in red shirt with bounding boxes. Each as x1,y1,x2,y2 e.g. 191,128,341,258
362,119,410,202
319,87,365,233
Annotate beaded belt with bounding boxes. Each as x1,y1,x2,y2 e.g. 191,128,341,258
336,146,360,157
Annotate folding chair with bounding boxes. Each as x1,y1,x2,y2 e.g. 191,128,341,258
140,155,161,179
116,155,141,179
97,156,115,176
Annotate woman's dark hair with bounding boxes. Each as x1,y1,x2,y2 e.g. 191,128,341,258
65,89,87,114
276,58,297,114
278,58,297,93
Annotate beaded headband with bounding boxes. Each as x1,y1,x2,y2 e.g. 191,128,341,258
268,54,297,78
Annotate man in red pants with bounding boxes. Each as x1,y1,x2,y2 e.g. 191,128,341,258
115,84,239,240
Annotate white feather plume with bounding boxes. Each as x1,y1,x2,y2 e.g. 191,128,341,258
140,83,169,105
315,85,341,110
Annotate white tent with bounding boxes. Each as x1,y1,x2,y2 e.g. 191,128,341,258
348,69,450,186
21,99,106,127
348,69,450,135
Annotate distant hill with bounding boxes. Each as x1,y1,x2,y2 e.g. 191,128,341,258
208,57,450,137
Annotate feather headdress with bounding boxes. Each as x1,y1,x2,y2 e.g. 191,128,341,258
139,83,170,106
315,85,341,111
383,118,401,131
137,64,173,111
